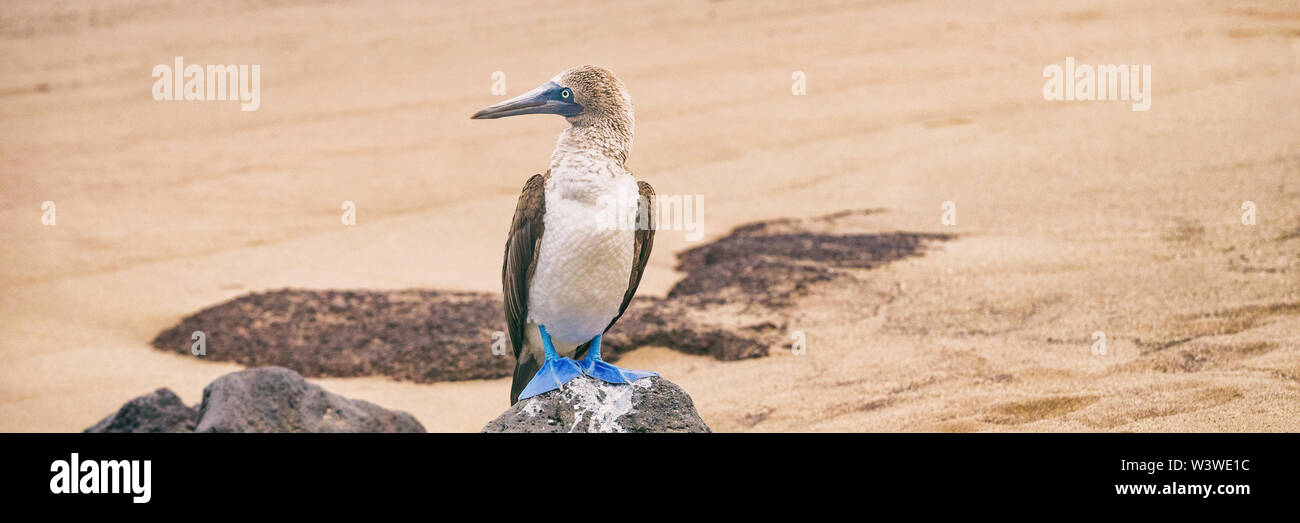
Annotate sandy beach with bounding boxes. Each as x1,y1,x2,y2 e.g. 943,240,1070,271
2,0,1298,432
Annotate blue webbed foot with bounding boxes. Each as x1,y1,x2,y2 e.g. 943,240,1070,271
582,359,658,384
577,334,658,385
518,324,587,400
518,356,584,400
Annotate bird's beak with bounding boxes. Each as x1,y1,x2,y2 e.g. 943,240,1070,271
471,81,582,119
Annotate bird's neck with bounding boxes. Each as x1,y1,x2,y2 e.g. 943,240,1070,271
549,118,633,175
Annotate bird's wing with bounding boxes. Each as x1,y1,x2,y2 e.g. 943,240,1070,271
504,173,547,403
605,180,656,333
571,181,655,362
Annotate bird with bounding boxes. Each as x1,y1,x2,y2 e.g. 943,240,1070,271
472,65,658,405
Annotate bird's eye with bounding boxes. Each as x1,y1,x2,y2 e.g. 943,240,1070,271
561,89,571,99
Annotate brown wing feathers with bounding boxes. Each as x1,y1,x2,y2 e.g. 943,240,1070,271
504,173,546,404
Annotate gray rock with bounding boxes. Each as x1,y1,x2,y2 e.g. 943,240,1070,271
482,376,710,433
194,366,425,433
85,388,197,433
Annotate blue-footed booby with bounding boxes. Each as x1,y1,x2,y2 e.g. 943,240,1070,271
472,65,658,405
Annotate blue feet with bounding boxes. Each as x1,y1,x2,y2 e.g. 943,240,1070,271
517,357,584,400
517,325,584,401
577,334,658,385
519,328,658,401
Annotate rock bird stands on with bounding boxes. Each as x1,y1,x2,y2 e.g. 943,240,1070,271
472,66,658,404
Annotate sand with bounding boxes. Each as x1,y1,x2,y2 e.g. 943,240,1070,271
1,0,1298,432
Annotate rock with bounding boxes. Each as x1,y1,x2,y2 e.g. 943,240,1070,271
85,388,198,433
481,376,710,433
194,367,425,433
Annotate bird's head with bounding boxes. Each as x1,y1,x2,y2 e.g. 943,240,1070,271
471,65,633,128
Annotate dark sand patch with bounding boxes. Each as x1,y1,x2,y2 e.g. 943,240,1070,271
1076,385,1244,429
1121,341,1277,374
1134,302,1300,351
671,217,950,308
152,289,508,382
152,210,951,382
982,395,1101,425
